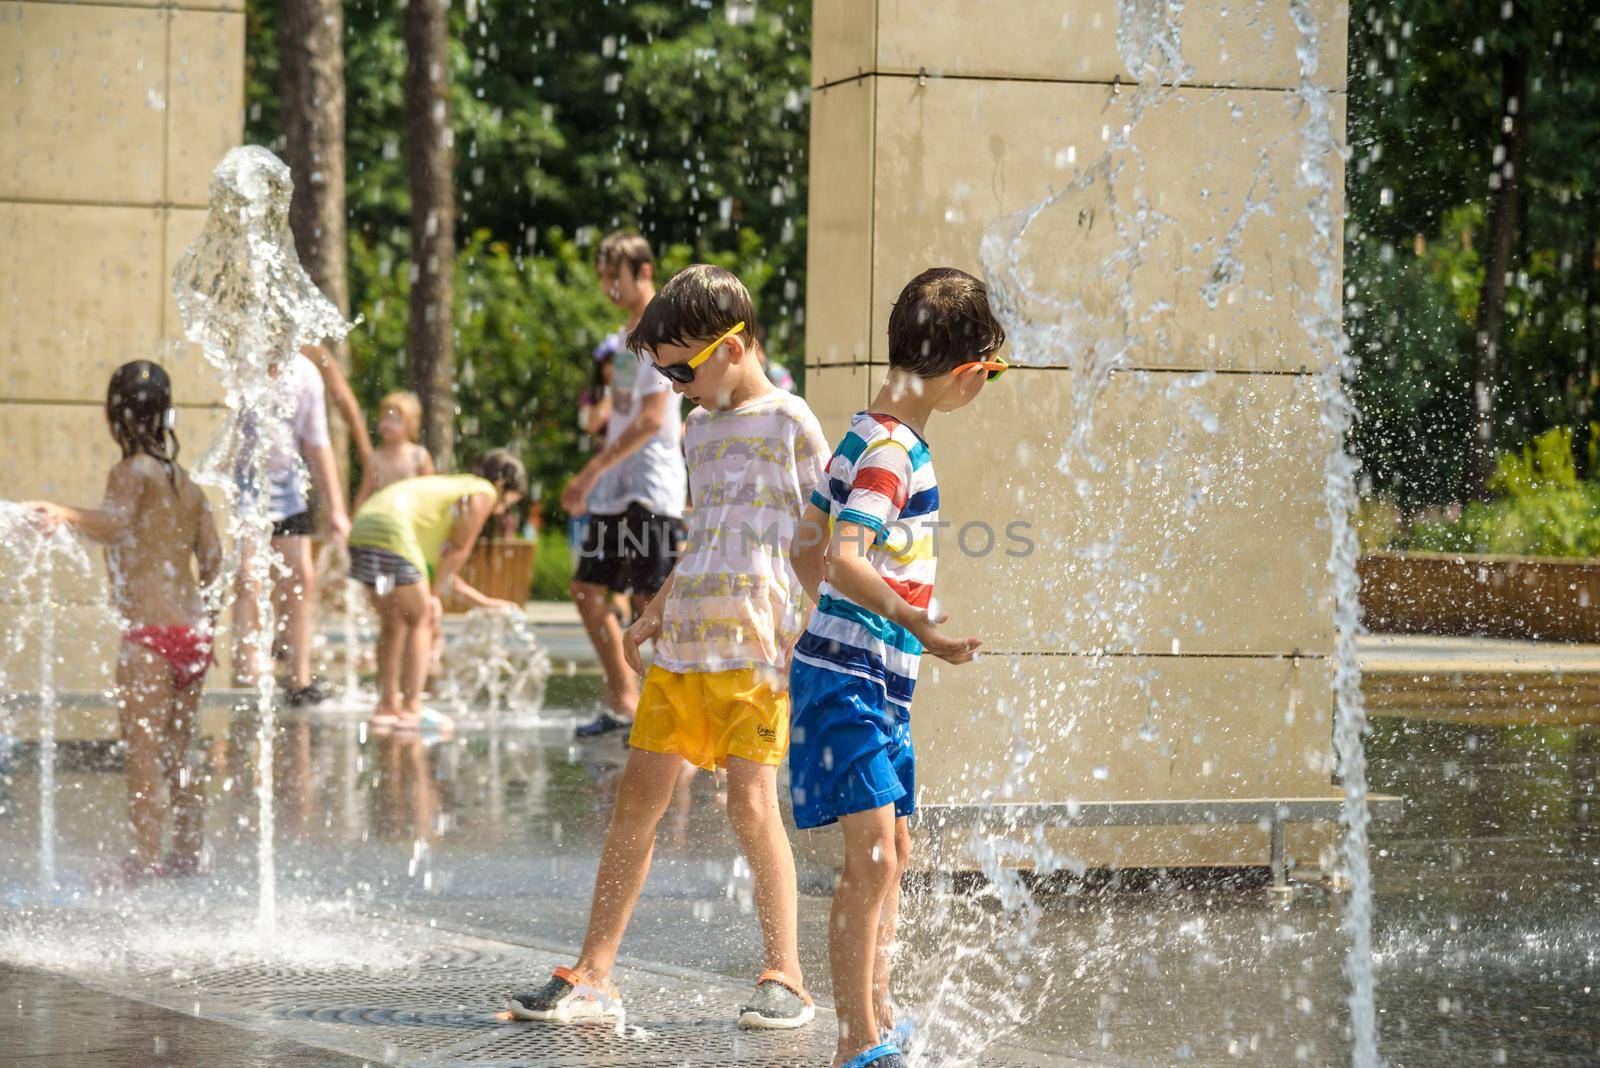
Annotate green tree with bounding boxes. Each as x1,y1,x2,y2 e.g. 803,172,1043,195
1348,0,1600,507
245,0,812,512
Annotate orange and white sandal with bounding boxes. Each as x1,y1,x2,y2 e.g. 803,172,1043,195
506,965,623,1022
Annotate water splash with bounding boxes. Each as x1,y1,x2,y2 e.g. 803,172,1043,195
438,607,552,724
978,7,1196,482
0,501,95,899
1289,2,1381,1063
170,145,352,931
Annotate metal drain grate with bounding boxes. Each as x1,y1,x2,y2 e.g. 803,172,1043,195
57,925,1079,1067
272,1006,509,1056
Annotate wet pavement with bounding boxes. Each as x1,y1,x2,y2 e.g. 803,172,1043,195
1,629,1598,1066
0,963,369,1067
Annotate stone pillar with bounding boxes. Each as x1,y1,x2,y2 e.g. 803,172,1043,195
805,1,1348,870
0,0,244,713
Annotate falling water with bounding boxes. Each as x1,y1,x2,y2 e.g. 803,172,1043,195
438,607,552,724
1290,1,1381,1063
971,0,1382,1063
33,542,55,898
171,145,351,930
0,502,92,899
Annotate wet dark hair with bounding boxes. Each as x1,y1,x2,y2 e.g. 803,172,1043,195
887,267,1007,377
626,264,757,356
106,360,179,487
473,448,527,499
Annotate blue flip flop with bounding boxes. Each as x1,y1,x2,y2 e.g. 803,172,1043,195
841,1042,903,1068
883,1017,916,1049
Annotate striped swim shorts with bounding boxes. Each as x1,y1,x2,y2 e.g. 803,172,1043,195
348,545,425,590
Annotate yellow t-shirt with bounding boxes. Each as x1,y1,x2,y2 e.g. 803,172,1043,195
350,474,496,575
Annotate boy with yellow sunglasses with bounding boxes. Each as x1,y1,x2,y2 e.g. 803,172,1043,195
508,265,830,1031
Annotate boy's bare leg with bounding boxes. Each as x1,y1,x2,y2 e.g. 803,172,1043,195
272,534,315,690
571,747,686,981
830,805,901,1066
117,645,176,869
724,756,804,984
873,816,912,1032
571,579,637,718
165,679,206,869
371,589,404,716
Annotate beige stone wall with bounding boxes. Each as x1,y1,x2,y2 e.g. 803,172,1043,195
0,0,243,694
806,1,1349,870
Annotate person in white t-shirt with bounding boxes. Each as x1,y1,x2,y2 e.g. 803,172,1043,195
560,231,688,738
233,349,349,705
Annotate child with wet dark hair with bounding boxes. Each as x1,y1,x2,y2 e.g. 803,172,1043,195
26,360,223,884
788,267,1005,1068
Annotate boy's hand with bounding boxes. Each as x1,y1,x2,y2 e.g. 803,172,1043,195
904,608,981,665
427,594,444,627
622,610,662,676
489,598,522,613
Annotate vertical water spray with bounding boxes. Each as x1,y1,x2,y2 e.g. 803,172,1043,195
1290,2,1381,1064
171,146,351,931
0,502,90,899
33,539,56,898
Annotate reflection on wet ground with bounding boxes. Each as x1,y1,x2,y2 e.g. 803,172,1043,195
2,669,1598,1066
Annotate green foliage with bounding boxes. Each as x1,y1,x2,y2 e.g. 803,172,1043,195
1347,206,1481,507
1406,426,1600,557
1348,2,1600,505
347,228,619,506
530,525,576,602
246,0,812,507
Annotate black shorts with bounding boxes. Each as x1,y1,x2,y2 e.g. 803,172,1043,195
271,510,314,538
574,503,684,596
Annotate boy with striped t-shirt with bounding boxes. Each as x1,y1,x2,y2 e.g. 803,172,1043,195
789,268,1008,1068
508,265,829,1033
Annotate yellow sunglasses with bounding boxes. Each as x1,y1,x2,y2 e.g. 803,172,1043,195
653,321,745,384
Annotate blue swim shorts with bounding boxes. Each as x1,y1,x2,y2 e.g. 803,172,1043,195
787,658,915,830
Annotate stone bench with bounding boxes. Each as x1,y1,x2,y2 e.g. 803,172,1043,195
914,796,1405,890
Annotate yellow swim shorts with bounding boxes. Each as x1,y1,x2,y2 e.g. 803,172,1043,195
628,665,790,770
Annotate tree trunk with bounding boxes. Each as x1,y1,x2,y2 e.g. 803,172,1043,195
1469,30,1531,494
280,0,353,484
404,0,456,470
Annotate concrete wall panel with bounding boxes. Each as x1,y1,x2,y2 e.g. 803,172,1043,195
167,10,245,208
916,652,1333,807
867,365,1335,655
806,78,877,366
869,79,1345,372
815,0,1347,92
0,3,168,204
799,364,870,444
0,203,165,402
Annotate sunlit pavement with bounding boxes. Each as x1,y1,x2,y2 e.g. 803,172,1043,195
1,621,1598,1065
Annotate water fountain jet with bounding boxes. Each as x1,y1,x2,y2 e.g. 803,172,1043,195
170,145,352,931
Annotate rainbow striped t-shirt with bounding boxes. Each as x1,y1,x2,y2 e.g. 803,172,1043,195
792,411,938,716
